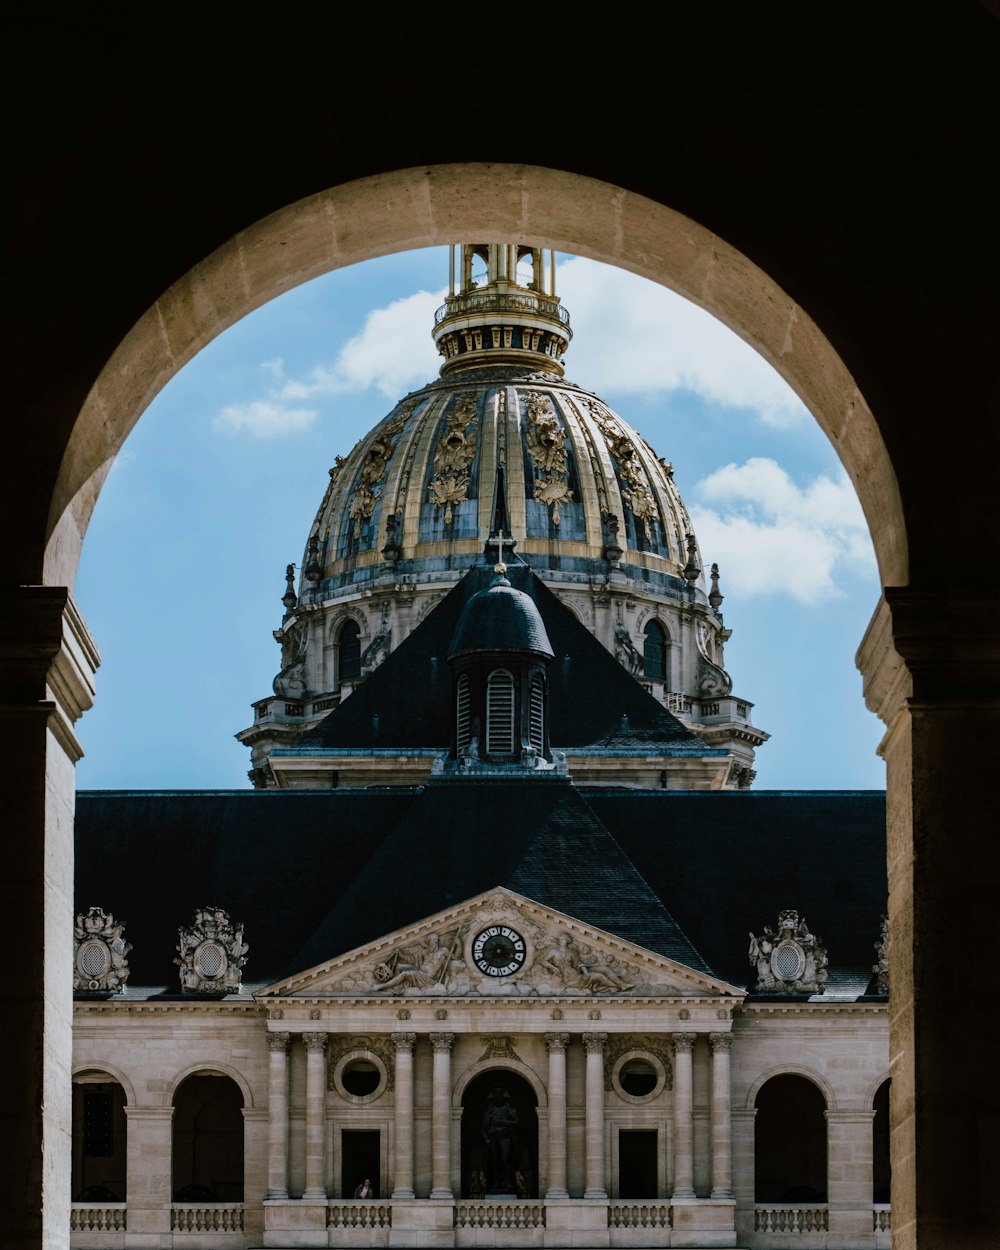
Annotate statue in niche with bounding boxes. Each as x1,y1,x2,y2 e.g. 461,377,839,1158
481,1085,520,1193
614,624,642,676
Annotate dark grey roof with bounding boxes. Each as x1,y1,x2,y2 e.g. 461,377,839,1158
448,575,554,660
75,788,886,998
299,561,714,755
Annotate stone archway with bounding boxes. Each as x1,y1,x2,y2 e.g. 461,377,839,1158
461,1070,539,1199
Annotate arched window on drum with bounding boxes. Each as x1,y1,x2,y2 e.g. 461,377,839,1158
643,620,668,681
337,620,361,686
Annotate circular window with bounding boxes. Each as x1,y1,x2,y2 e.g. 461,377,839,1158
334,1052,388,1103
612,1051,666,1103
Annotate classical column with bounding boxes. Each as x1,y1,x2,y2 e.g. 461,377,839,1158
545,1033,570,1198
429,1033,454,1198
671,1033,697,1198
302,1033,329,1198
1,588,98,1250
266,1032,291,1199
391,1033,416,1198
708,1033,733,1199
583,1032,607,1198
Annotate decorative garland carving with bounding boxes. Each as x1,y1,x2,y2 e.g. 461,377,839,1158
326,1035,396,1090
524,393,573,524
586,400,661,539
603,1035,674,1090
479,1036,521,1062
74,907,131,992
429,394,480,524
175,906,248,993
348,407,411,537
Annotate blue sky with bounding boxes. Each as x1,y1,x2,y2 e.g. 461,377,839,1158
74,247,886,791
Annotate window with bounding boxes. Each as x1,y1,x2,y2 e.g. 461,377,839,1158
529,673,544,754
338,620,361,684
643,621,667,681
456,674,471,753
486,669,515,756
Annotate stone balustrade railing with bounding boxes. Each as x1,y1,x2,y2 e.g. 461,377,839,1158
70,1204,126,1232
328,1201,393,1228
873,1205,891,1232
754,1204,829,1233
607,1201,673,1228
170,1204,245,1232
454,1200,545,1228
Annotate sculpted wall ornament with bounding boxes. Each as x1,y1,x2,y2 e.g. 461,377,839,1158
534,931,635,993
524,393,573,524
273,617,308,697
696,623,733,697
749,910,828,994
175,906,248,993
361,604,392,675
348,407,411,537
74,907,131,992
614,624,642,676
873,915,889,994
429,394,480,524
479,1036,522,1063
587,400,662,540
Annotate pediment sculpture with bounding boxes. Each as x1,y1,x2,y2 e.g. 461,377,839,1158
175,906,249,993
749,909,828,994
74,906,131,992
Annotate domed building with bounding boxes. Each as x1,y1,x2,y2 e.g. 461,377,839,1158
238,245,767,789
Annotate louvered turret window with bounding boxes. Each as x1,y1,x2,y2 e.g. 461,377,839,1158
486,669,516,756
456,674,471,754
529,673,545,754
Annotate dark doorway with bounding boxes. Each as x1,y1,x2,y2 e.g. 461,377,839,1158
461,1071,538,1198
619,1130,658,1198
754,1074,827,1202
72,1079,127,1201
342,1130,381,1199
172,1074,244,1201
873,1079,891,1203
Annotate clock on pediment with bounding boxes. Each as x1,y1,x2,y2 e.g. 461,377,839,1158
471,924,527,978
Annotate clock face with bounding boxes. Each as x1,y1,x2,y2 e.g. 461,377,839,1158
471,925,527,978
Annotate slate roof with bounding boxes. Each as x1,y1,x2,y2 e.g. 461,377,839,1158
448,577,554,659
296,560,716,756
74,787,886,999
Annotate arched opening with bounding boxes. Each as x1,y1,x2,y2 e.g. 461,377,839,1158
754,1074,828,1203
642,620,668,681
873,1078,891,1204
337,619,361,686
172,1074,244,1202
461,1071,538,1199
72,1073,127,1202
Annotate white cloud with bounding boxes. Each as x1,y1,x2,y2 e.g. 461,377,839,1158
213,399,318,439
689,457,876,603
557,257,809,428
278,289,444,401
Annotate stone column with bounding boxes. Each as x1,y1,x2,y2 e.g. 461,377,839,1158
0,589,98,1250
391,1033,416,1198
429,1032,454,1198
708,1033,733,1198
583,1032,607,1198
857,590,1000,1250
266,1032,291,1199
545,1033,570,1198
671,1033,697,1198
302,1033,329,1198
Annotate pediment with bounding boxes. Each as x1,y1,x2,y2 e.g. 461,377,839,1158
260,887,742,1000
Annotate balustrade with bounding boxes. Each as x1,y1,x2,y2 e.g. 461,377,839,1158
170,1204,245,1232
754,1205,829,1232
70,1204,126,1232
607,1201,672,1229
328,1201,392,1228
873,1205,892,1232
454,1200,545,1229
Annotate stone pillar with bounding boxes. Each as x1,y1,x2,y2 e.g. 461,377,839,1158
429,1032,454,1198
671,1033,697,1198
583,1032,607,1198
709,1033,733,1199
391,1033,416,1198
266,1032,291,1199
0,588,98,1250
857,590,1000,1250
122,1107,173,1237
545,1033,570,1198
826,1109,876,1246
302,1033,328,1198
